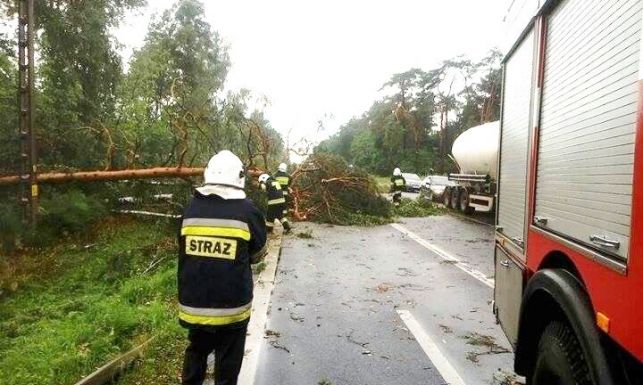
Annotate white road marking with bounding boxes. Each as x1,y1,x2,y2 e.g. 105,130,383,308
397,310,466,385
238,233,284,385
390,223,494,288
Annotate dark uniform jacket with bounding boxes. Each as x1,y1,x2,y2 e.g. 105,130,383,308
391,175,406,192
261,178,285,206
274,171,292,196
178,190,267,329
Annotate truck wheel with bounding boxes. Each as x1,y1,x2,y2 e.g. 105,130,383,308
443,187,451,207
529,321,592,385
450,188,459,210
458,189,475,215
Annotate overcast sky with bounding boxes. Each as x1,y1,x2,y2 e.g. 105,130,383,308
116,0,511,156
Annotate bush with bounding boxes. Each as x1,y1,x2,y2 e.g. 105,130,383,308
39,189,106,235
0,204,21,253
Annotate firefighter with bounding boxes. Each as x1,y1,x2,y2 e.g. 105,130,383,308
390,167,406,206
258,173,292,233
178,150,268,385
274,162,292,218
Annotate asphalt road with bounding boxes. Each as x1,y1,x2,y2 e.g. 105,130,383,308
253,215,519,385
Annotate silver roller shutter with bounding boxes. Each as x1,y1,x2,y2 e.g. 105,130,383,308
498,29,535,249
535,0,641,260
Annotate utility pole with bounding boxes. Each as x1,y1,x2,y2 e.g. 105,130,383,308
18,0,38,227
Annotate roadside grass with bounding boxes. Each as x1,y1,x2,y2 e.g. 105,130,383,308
0,216,184,385
395,198,444,218
252,261,267,275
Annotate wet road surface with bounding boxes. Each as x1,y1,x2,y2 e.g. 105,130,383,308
253,215,518,385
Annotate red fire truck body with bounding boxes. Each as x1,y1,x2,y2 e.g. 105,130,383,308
494,0,643,383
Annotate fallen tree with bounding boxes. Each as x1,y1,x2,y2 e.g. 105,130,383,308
0,167,204,186
0,167,268,186
290,154,391,224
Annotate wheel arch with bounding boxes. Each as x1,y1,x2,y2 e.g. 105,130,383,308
514,268,615,385
538,250,584,286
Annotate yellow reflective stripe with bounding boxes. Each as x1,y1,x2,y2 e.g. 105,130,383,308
275,176,290,185
179,308,251,326
271,181,282,190
268,198,286,205
181,226,251,241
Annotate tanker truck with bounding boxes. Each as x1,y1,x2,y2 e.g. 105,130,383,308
443,120,499,215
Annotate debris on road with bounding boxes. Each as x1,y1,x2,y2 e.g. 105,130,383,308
343,329,370,349
290,154,390,224
492,369,523,385
289,312,305,322
376,283,391,293
439,324,454,334
265,329,290,353
462,332,512,363
296,230,314,239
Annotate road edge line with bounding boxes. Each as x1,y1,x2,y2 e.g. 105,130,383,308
390,223,494,288
238,233,283,385
397,310,467,385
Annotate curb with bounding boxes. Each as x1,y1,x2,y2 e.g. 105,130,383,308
237,231,284,385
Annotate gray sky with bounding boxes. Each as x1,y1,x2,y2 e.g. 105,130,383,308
116,1,511,155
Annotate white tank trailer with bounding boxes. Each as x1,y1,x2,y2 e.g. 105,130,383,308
443,120,499,214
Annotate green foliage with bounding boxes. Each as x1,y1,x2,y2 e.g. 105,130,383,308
0,45,18,173
316,51,502,175
40,189,106,232
394,198,443,218
0,218,179,385
294,153,392,225
0,202,21,253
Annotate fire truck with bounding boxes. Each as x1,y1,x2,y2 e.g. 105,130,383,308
494,0,643,384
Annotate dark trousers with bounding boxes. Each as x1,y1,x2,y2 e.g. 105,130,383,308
182,326,247,385
266,203,290,232
392,191,402,204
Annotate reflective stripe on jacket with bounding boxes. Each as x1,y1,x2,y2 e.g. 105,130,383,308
275,171,291,196
261,178,285,205
391,176,406,192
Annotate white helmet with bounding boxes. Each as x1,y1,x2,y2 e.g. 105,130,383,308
258,173,270,184
202,150,245,189
393,167,402,176
278,163,288,173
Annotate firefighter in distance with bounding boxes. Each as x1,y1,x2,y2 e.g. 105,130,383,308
178,150,268,385
274,162,292,219
390,167,406,206
258,173,292,233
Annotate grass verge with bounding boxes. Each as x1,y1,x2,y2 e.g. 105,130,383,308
0,216,184,385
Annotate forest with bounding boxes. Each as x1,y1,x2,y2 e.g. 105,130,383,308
315,51,502,176
0,0,285,248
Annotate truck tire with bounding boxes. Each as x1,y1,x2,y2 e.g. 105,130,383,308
458,189,475,215
450,188,459,210
443,187,451,207
529,321,592,385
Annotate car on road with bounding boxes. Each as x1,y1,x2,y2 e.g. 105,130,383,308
420,175,454,201
402,173,422,192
